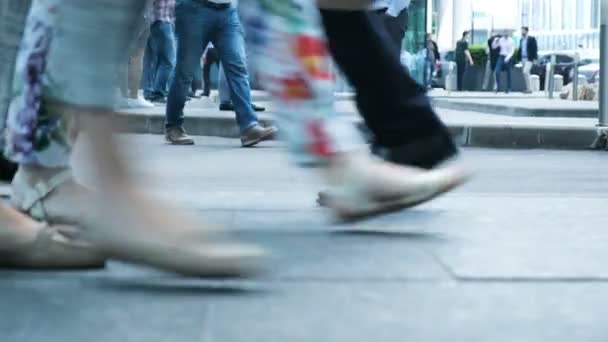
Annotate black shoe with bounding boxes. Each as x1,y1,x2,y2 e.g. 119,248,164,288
219,102,265,112
219,103,234,111
370,132,458,170
252,103,266,112
148,95,167,104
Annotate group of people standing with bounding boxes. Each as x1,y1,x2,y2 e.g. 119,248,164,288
455,27,538,93
0,0,467,277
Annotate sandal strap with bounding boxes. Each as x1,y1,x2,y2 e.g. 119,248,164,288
19,170,73,221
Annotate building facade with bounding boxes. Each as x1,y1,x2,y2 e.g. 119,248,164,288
518,0,600,52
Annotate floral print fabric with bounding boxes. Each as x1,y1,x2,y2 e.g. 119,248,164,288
240,0,364,165
5,0,73,167
4,0,145,167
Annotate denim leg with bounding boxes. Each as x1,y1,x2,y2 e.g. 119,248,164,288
218,63,232,104
495,56,504,92
213,7,257,132
165,0,210,128
150,21,176,97
141,38,156,98
506,64,512,91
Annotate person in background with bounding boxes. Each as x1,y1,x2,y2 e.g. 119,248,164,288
201,43,219,97
164,0,277,146
369,0,411,59
143,0,176,104
119,13,155,108
423,33,439,90
482,31,501,91
493,30,515,93
517,26,538,94
455,31,474,91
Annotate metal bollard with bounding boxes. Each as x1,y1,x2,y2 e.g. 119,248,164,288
572,53,579,101
546,54,556,99
600,0,608,127
591,0,608,149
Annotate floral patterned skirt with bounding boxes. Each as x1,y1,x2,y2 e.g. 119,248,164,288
4,0,145,167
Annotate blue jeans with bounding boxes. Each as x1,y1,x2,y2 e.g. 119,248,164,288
218,63,231,104
166,0,258,132
495,55,512,92
148,20,176,97
424,60,434,88
141,40,156,98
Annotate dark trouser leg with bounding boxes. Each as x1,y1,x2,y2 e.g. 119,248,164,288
202,49,218,96
380,8,408,60
456,61,466,91
319,10,457,169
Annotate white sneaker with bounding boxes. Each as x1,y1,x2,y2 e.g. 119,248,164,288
127,97,155,108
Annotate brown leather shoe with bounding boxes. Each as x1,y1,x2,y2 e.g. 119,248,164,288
165,127,195,145
240,124,277,147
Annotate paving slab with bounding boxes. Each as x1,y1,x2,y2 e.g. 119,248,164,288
2,136,608,341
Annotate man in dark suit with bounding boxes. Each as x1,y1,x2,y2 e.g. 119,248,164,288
517,26,538,94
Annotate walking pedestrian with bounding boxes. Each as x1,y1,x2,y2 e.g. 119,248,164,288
517,26,538,94
241,0,468,220
1,0,264,276
482,31,501,91
424,33,439,90
143,0,177,104
493,30,515,93
164,0,277,147
455,31,474,91
202,44,219,97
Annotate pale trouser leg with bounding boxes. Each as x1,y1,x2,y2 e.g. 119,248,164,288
239,0,364,166
0,1,33,134
522,58,533,92
482,60,492,91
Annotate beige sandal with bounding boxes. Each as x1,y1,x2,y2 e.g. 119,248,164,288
11,168,91,225
0,223,106,270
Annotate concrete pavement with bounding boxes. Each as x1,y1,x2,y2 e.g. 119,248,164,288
2,135,608,341
116,95,600,150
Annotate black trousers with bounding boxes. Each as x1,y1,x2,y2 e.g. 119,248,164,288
202,47,220,95
456,60,466,91
374,8,408,60
319,10,456,169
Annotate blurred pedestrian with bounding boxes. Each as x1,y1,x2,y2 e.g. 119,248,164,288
1,0,264,276
455,31,474,91
423,33,439,90
143,0,177,104
241,0,467,220
493,30,515,93
482,31,501,91
201,43,219,97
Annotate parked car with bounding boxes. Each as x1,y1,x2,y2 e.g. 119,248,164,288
530,53,594,90
571,58,600,83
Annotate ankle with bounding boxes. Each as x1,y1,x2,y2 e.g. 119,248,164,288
17,165,71,182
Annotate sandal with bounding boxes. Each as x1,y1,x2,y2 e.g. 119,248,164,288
11,168,92,225
0,223,106,270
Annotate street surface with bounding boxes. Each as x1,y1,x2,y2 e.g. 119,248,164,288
2,135,608,341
